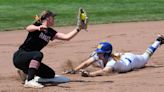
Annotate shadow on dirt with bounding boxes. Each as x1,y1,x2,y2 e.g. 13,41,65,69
42,79,113,88
70,80,113,83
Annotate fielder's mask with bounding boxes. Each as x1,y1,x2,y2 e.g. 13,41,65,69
96,42,113,59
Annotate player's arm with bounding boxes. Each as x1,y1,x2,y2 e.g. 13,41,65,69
64,57,95,74
53,28,80,41
81,67,113,77
75,57,95,71
90,67,112,77
26,24,47,32
53,8,88,41
83,59,116,77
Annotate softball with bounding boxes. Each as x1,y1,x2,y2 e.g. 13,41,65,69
81,13,86,20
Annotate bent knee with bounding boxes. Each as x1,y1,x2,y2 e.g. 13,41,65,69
33,51,44,62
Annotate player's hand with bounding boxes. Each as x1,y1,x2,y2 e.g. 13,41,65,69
39,25,47,31
64,69,76,74
76,8,88,31
80,69,90,77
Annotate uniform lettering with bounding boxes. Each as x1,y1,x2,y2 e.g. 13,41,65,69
39,32,51,42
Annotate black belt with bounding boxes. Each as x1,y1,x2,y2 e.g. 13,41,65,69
125,58,132,63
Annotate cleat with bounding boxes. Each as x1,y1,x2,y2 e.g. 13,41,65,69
156,35,164,45
24,79,44,88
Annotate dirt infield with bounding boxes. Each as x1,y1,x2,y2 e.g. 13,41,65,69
0,21,164,92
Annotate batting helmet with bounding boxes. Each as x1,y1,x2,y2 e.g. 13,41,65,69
96,42,113,55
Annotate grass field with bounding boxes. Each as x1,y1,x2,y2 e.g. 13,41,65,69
0,0,164,31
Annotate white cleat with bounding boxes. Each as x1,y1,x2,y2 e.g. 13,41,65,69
24,79,44,88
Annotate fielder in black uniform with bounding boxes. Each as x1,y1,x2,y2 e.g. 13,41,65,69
13,9,88,88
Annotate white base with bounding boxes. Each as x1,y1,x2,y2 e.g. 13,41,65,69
34,75,70,83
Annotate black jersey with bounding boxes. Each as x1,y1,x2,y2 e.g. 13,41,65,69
19,22,57,51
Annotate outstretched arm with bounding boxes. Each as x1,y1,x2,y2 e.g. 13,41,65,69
64,57,95,74
54,28,80,41
54,8,88,41
81,67,113,77
74,57,95,71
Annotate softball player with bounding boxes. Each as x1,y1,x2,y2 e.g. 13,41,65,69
13,9,88,88
65,35,164,77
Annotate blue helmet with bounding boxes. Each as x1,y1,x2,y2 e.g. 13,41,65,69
96,42,113,54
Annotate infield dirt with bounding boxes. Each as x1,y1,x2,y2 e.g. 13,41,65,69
0,21,164,92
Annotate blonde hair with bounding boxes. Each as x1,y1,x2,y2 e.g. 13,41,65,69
35,10,56,23
110,53,121,61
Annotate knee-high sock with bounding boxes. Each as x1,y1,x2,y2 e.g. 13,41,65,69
28,60,40,81
142,41,161,61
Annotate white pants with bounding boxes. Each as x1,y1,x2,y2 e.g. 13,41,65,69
106,40,161,73
112,53,150,73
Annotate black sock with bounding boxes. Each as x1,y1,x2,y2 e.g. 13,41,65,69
27,68,37,81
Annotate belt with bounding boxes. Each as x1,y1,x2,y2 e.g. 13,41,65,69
125,58,132,63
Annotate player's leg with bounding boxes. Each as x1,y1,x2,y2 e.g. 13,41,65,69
36,63,55,78
35,63,70,83
13,50,43,88
17,69,27,84
13,50,44,88
130,35,164,69
24,51,44,88
13,50,29,83
142,35,164,62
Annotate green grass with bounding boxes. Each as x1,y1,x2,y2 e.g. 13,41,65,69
1,0,164,31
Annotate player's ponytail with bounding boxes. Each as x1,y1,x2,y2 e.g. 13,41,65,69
34,10,57,25
110,53,122,61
